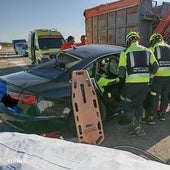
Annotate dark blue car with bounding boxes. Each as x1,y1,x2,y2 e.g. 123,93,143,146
0,44,125,133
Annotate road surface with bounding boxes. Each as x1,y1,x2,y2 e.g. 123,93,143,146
0,55,170,164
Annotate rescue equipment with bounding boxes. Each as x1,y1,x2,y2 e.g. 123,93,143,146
71,70,104,145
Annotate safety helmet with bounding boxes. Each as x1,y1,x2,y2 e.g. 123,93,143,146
98,59,105,68
126,31,140,42
149,33,163,43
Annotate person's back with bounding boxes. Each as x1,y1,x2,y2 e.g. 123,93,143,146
150,34,170,77
118,35,158,83
61,36,75,50
118,31,158,136
145,33,170,122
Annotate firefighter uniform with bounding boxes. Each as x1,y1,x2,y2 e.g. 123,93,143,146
118,31,158,136
147,33,170,121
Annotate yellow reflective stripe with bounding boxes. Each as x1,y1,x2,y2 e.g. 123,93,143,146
150,74,155,78
156,46,161,60
146,51,150,65
120,95,125,100
119,51,127,67
129,52,135,67
120,95,132,102
126,73,150,83
125,97,132,103
150,91,156,96
155,67,170,76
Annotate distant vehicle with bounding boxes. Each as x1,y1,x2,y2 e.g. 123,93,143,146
0,44,125,133
28,28,65,64
12,39,28,56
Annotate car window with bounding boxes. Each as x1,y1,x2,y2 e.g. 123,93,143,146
84,55,119,79
85,63,96,78
56,51,81,69
96,55,119,77
108,56,119,76
91,55,121,99
56,51,80,64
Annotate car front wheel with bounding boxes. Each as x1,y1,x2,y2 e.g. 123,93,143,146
98,99,107,122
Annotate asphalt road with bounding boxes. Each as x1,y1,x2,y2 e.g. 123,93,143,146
0,55,170,164
0,55,32,76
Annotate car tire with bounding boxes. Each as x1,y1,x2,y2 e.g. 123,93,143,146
98,99,107,122
68,113,77,136
67,99,106,136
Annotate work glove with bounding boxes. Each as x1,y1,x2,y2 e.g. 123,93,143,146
115,77,120,83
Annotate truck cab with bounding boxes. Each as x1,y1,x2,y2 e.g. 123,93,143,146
15,42,28,56
28,29,65,64
12,39,28,56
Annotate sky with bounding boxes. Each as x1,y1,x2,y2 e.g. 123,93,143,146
0,0,169,43
0,132,170,169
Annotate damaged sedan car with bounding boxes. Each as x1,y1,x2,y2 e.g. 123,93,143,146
0,44,125,133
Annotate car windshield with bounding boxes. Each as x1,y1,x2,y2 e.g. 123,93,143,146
38,37,64,49
16,43,27,49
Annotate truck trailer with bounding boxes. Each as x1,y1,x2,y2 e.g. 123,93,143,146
28,29,65,64
84,0,170,47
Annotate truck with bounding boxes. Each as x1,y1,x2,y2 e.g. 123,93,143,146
12,39,28,56
84,0,170,47
28,28,65,64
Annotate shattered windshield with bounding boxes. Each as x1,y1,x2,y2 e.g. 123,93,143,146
56,51,81,69
28,52,81,79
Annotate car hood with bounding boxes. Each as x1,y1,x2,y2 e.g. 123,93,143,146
0,71,50,89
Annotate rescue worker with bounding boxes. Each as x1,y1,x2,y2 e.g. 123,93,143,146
145,33,170,123
61,36,75,50
96,60,120,99
117,31,158,136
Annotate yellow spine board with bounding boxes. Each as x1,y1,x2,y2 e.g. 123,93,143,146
71,70,104,145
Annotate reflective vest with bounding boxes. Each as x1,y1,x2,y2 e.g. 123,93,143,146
151,42,170,76
126,51,150,75
118,42,157,83
96,73,119,92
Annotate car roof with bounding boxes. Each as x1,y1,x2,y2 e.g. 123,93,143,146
27,44,125,79
62,44,125,60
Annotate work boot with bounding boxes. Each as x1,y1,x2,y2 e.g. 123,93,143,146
147,116,156,125
128,120,135,132
128,126,145,136
158,111,166,121
140,109,149,124
140,117,147,124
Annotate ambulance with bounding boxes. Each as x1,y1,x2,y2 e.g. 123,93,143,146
28,29,65,64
